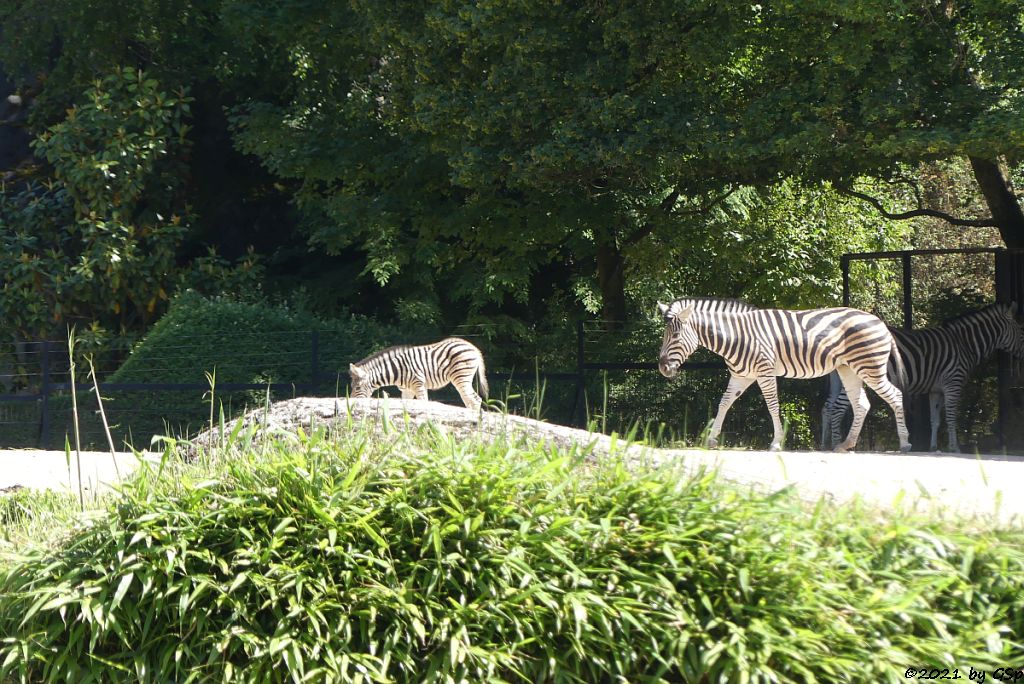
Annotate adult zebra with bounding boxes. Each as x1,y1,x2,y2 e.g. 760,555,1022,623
657,298,911,452
822,302,1024,452
348,337,489,411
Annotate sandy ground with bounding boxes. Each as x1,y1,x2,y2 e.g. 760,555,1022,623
3,397,1023,529
647,447,1024,528
0,450,158,496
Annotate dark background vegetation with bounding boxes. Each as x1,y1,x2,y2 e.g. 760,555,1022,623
2,0,1023,449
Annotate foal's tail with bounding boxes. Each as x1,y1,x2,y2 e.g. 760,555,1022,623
476,355,489,399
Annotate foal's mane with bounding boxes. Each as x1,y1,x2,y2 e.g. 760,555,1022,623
352,343,414,368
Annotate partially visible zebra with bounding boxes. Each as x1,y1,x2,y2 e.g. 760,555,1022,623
348,337,489,411
657,297,911,452
822,302,1024,452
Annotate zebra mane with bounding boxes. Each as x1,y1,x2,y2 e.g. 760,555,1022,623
666,296,758,315
352,343,414,368
939,303,1008,329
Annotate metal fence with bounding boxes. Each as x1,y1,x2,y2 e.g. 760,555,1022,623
0,321,834,453
3,250,1022,453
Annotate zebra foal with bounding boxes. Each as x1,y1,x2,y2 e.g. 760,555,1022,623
348,337,489,411
657,298,911,452
822,302,1024,452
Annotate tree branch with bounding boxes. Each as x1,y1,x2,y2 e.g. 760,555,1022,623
621,187,737,247
835,184,999,228
659,188,681,213
671,186,738,217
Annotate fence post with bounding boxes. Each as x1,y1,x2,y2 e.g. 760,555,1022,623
900,252,929,451
901,252,913,330
573,320,586,428
310,330,320,395
995,250,1010,450
39,340,51,449
841,254,851,307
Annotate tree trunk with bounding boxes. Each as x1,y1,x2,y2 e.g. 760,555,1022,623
595,237,627,325
969,156,1024,248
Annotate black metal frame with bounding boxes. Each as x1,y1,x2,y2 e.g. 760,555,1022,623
840,246,1024,450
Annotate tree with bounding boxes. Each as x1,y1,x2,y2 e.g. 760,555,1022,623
0,69,192,341
227,0,1024,322
5,0,1024,328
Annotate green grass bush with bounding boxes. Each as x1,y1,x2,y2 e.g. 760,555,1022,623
1,426,1021,682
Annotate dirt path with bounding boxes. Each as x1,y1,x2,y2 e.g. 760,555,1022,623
0,450,157,496
3,397,1022,527
644,447,1024,527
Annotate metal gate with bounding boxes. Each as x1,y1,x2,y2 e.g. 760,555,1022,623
841,247,1024,451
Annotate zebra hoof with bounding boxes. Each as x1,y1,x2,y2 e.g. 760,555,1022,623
706,438,718,449
900,444,912,453
768,443,782,452
834,443,853,453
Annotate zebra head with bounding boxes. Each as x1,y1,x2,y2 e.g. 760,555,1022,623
657,300,699,379
348,363,372,398
997,301,1024,359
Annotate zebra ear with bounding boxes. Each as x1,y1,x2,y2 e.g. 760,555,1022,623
676,304,696,322
348,363,362,377
656,301,670,316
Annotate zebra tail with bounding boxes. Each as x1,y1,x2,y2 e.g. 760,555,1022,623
888,335,908,391
477,357,489,399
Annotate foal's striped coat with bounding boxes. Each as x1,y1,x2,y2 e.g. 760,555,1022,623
658,297,910,452
349,337,489,411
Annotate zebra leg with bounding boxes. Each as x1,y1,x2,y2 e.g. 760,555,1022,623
943,389,961,453
756,376,785,451
928,391,942,451
401,388,416,400
821,372,846,449
860,374,911,452
706,374,755,449
408,379,428,401
453,379,483,412
830,393,848,450
820,402,830,450
835,367,869,452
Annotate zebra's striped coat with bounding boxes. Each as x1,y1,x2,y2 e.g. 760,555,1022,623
657,298,911,452
823,302,1024,452
348,338,489,411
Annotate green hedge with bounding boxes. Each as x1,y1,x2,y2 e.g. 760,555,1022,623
39,292,409,449
111,291,404,385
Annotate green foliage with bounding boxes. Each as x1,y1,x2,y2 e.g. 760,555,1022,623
34,68,192,218
0,487,84,550
5,0,1024,325
0,68,193,339
630,180,913,308
1,428,1022,681
174,246,266,305
0,184,76,336
0,0,224,126
222,0,1024,318
111,292,403,386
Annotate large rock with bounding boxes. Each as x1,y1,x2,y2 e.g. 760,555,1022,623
193,397,632,458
